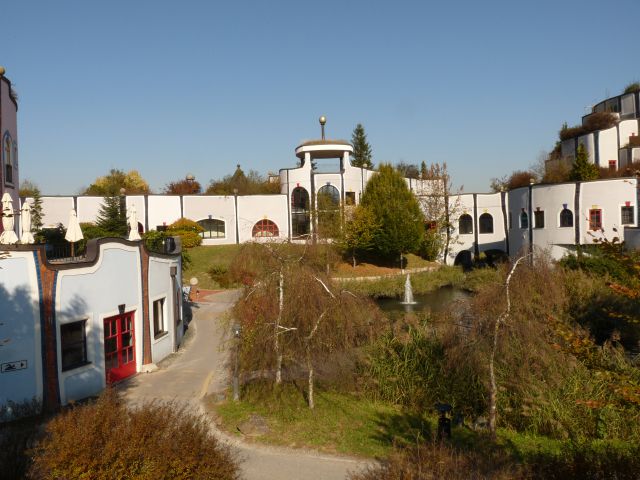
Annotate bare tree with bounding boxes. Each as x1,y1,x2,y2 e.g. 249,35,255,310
488,253,530,438
417,163,462,262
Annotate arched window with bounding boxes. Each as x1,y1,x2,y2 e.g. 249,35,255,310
479,213,493,234
197,218,225,238
559,208,573,228
317,184,340,207
291,187,310,237
3,133,13,185
458,214,473,234
291,187,309,211
252,219,279,237
520,211,528,229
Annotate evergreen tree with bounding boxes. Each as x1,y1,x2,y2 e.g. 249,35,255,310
30,188,44,232
361,164,424,259
420,161,428,180
570,144,599,181
96,195,127,236
351,124,373,168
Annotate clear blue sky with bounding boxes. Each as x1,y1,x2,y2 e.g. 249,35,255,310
4,0,639,194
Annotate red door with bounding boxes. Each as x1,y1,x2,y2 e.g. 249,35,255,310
104,312,136,383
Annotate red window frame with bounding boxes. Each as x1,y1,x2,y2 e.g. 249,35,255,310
589,209,602,231
252,219,279,237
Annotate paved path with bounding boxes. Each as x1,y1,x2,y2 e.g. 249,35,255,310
120,290,369,480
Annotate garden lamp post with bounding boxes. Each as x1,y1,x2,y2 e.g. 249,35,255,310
119,187,126,223
232,323,242,401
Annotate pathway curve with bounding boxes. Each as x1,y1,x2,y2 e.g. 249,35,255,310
120,290,370,480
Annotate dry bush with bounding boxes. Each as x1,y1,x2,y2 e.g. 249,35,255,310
232,241,385,404
28,390,239,480
583,112,618,132
506,170,537,189
349,442,529,480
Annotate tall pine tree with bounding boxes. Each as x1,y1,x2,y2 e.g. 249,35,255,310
351,124,373,168
570,144,599,181
96,195,127,236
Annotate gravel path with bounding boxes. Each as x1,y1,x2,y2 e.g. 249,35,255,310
120,290,370,480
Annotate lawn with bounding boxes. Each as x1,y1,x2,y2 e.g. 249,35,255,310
182,245,241,290
208,382,568,461
333,253,437,278
208,383,433,458
183,245,444,291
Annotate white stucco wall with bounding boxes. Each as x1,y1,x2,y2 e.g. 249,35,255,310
597,127,618,168
447,194,476,264
618,119,638,148
77,196,103,223
475,193,506,253
580,178,637,244
39,197,75,228
147,195,182,230
0,251,42,410
237,195,289,243
578,133,596,164
507,187,529,256
55,244,143,404
183,195,237,245
148,256,182,361
530,183,576,257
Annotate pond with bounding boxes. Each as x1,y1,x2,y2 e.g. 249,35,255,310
375,286,471,314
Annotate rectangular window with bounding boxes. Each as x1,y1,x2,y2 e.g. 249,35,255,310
589,209,602,230
621,206,635,225
534,210,545,229
61,320,88,371
345,191,356,205
153,298,166,338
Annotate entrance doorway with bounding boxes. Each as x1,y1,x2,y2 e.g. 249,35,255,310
104,312,136,383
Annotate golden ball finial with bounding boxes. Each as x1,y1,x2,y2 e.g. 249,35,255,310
319,116,326,125
0,66,5,76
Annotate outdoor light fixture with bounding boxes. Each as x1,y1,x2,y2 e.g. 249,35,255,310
233,323,242,338
118,304,126,315
232,323,242,401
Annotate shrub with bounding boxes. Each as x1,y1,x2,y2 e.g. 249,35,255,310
208,264,236,288
0,400,43,480
79,222,108,239
168,217,204,234
171,230,203,248
559,124,587,141
623,82,640,94
583,112,618,132
560,112,617,142
29,390,239,480
349,442,528,480
528,440,640,480
362,326,486,417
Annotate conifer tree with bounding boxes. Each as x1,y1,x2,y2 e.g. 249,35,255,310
30,188,44,232
420,161,428,180
96,195,127,236
361,164,424,259
570,144,599,181
351,124,373,168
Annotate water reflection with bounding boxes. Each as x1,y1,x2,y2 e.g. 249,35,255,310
376,287,470,314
